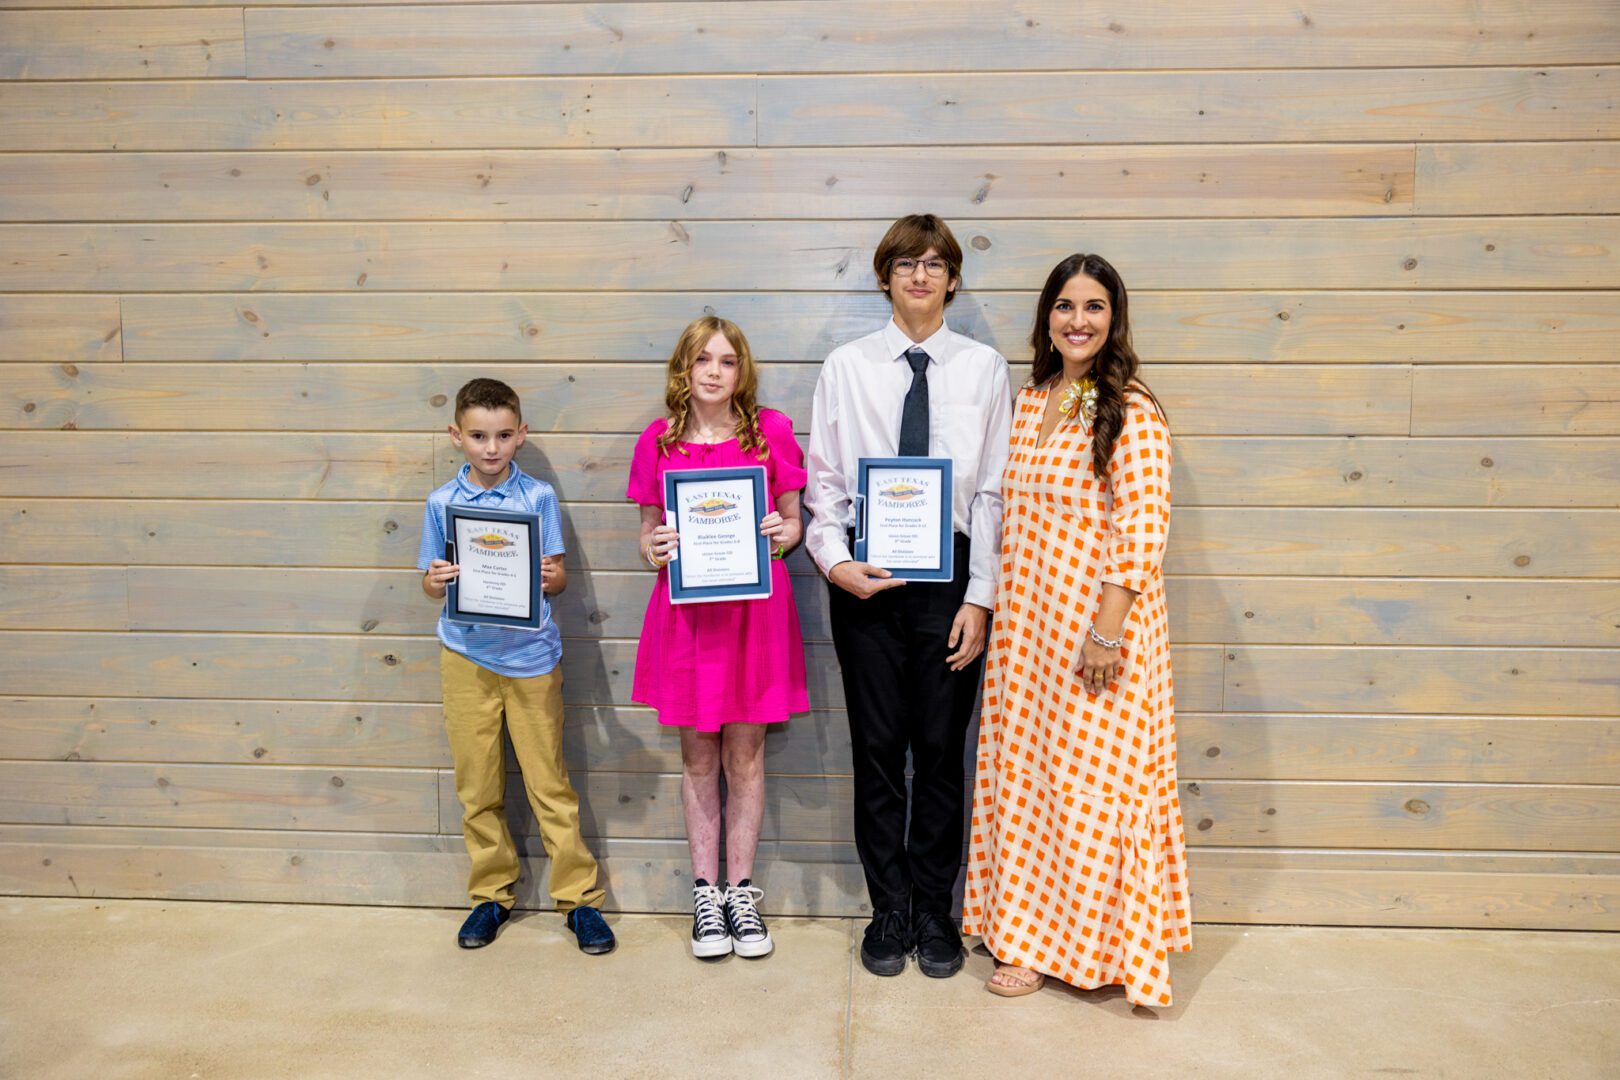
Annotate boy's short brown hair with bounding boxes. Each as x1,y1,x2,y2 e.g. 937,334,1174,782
872,214,964,307
454,378,522,424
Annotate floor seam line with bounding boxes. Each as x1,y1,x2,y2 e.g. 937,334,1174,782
842,917,855,1080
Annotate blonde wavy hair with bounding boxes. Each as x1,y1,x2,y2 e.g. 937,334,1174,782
657,316,769,460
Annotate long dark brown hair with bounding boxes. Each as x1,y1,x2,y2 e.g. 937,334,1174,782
1029,253,1162,478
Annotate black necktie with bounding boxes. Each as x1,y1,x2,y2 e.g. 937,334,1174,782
898,346,930,456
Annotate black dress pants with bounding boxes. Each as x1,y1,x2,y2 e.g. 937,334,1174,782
828,533,983,915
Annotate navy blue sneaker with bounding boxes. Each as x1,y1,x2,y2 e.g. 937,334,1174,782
457,901,509,948
566,906,616,955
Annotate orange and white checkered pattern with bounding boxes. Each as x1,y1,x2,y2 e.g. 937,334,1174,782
963,385,1191,1007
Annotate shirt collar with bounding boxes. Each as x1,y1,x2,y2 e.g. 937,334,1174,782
454,460,524,499
882,317,956,366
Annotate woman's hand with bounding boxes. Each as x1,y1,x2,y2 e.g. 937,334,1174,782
1074,636,1122,695
648,523,680,566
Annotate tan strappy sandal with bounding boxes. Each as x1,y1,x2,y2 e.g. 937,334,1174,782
985,964,1046,998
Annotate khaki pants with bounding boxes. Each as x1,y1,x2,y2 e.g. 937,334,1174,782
440,647,604,911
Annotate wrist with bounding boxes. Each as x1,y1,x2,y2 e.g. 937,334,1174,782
1088,624,1124,649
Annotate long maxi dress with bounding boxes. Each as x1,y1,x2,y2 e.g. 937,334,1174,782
962,384,1191,1007
627,408,810,731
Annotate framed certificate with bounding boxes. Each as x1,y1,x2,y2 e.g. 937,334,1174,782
663,465,772,605
854,456,954,581
444,506,545,629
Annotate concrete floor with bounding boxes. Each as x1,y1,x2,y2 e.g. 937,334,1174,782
1,899,1616,1080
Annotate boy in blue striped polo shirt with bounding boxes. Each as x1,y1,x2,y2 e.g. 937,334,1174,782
418,378,614,953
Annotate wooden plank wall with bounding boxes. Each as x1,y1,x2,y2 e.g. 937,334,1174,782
1,0,1618,929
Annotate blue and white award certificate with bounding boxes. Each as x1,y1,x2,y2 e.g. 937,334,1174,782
855,457,954,582
445,506,544,629
663,466,772,605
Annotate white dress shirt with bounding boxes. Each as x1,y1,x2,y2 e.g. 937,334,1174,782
805,317,1013,610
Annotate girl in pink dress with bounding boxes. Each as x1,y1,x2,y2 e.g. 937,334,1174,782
627,315,809,960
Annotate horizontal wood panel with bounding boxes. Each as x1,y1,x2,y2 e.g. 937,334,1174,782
1,500,424,567
0,297,120,364
0,433,435,498
1186,866,1620,930
1224,647,1620,716
1179,780,1620,852
1170,437,1620,509
0,362,1414,436
0,761,439,833
1413,366,1620,436
3,828,1613,926
0,632,1227,712
120,290,1620,364
1181,714,1620,785
0,697,452,769
0,9,245,80
1169,508,1620,577
6,219,1617,292
1417,142,1620,215
1,146,1416,222
6,695,1613,785
125,566,435,636
759,68,1620,145
244,2,1620,77
0,78,758,152
1172,578,1620,647
0,567,125,630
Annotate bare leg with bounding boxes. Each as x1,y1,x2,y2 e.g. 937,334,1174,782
681,728,723,883
721,723,767,884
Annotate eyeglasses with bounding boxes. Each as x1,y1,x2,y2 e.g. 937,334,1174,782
891,258,950,278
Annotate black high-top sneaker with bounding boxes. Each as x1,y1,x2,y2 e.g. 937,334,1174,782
722,879,774,958
691,878,731,958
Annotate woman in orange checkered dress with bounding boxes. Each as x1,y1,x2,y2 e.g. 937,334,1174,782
963,254,1191,1005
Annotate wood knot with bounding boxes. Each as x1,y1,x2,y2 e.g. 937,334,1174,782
252,747,267,758
360,619,379,632
1513,555,1531,567
1404,798,1430,815
382,654,400,666
429,394,448,408
1196,818,1213,831
383,519,398,533
1480,457,1494,468
970,235,991,251
1403,258,1418,271
61,363,79,377
330,775,345,787
1204,746,1220,757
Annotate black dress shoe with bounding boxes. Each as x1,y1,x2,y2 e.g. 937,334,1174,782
859,909,911,976
458,901,510,948
566,906,617,955
912,911,964,978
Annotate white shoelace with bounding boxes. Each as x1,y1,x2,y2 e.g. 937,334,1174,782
693,883,727,939
723,883,766,939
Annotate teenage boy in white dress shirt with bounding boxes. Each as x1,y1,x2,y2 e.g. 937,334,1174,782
805,214,1012,978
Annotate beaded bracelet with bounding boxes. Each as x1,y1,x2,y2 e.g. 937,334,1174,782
645,544,667,570
1088,625,1124,650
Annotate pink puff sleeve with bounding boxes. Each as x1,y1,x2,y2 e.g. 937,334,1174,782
626,419,669,507
760,409,807,499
